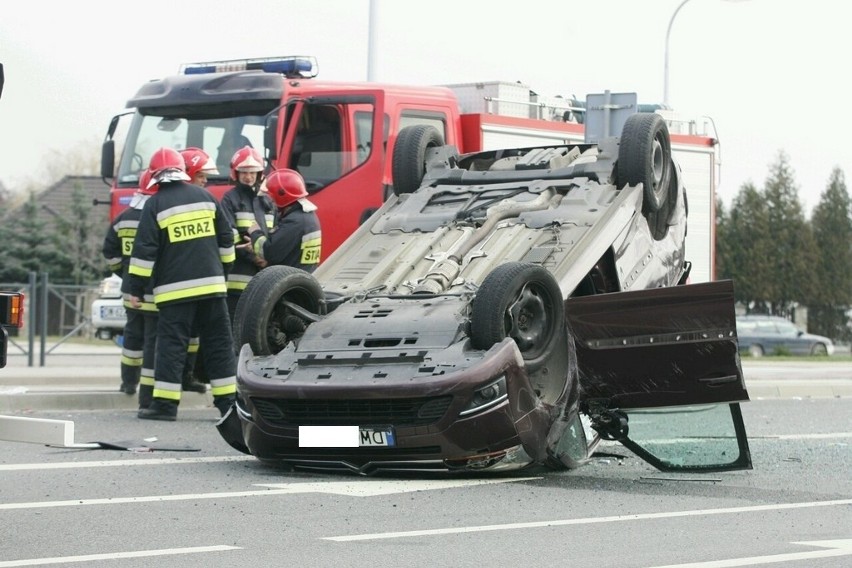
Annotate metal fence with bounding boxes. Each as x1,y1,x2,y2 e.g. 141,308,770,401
1,272,100,366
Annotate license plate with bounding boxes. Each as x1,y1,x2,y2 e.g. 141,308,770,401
359,427,395,447
100,306,126,320
298,425,396,448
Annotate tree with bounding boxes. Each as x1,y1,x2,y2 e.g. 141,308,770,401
51,182,104,285
0,192,69,283
717,181,774,312
808,168,852,341
762,151,817,317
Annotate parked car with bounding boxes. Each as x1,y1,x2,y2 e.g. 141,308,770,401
217,115,752,476
90,274,126,342
736,314,834,357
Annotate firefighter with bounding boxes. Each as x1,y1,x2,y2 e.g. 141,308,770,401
177,147,220,393
101,168,159,398
181,146,219,187
245,168,321,272
220,145,277,326
128,147,237,421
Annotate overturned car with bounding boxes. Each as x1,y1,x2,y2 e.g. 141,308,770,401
218,113,751,475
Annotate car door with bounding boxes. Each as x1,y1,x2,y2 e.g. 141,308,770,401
565,279,751,472
775,320,807,355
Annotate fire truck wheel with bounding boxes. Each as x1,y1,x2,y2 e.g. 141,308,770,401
471,262,563,374
234,266,326,356
392,125,444,196
617,113,672,216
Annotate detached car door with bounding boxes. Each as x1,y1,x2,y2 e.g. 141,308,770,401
566,279,752,472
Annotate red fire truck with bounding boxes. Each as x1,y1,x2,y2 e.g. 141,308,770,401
95,56,720,339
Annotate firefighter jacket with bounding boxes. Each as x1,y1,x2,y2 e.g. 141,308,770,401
249,199,321,272
101,193,156,313
220,183,276,294
127,181,235,306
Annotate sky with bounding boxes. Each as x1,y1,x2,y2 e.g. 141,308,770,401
1,0,850,215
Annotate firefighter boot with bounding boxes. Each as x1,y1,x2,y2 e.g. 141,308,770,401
182,344,208,393
213,395,236,418
137,384,153,410
137,399,178,421
182,371,208,394
119,364,139,395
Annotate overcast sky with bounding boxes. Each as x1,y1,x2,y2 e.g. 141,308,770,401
1,0,849,214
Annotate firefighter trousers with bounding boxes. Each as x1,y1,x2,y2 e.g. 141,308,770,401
120,309,146,390
152,297,236,404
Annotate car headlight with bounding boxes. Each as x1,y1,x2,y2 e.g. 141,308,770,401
460,376,508,416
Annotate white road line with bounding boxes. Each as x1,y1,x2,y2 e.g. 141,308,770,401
0,455,255,472
647,538,852,568
0,478,536,510
766,432,852,440
0,545,240,567
323,499,852,541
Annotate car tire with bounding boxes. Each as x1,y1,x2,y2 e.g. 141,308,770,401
646,164,680,241
470,262,563,372
748,344,764,358
233,266,326,356
810,343,828,356
391,125,444,196
617,113,673,216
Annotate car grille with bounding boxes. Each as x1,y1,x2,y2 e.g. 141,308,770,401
251,395,453,427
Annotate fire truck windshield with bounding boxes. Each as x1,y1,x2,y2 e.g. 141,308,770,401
116,111,268,186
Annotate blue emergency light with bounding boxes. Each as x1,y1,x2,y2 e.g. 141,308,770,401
180,56,318,78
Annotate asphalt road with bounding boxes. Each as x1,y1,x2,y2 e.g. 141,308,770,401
1,398,850,568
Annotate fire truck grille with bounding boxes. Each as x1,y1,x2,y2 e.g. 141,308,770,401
251,395,454,427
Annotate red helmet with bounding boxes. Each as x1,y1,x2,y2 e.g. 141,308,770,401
180,147,219,179
266,168,308,209
138,168,158,195
148,147,190,184
229,146,264,180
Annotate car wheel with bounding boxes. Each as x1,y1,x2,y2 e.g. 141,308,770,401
391,125,444,196
748,344,764,358
646,163,680,241
617,113,673,216
233,266,326,356
470,262,563,372
810,343,828,356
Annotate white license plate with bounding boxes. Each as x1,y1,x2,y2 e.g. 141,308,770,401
359,427,395,447
298,425,396,448
100,306,126,320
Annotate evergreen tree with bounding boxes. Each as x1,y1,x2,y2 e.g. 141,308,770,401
762,151,817,317
719,182,774,312
53,182,104,285
809,168,852,341
0,192,68,283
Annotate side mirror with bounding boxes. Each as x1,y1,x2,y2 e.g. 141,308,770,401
101,140,115,180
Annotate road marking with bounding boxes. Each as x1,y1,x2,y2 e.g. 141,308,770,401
646,538,852,567
323,498,852,541
0,478,536,510
0,456,255,472
765,432,852,440
0,545,240,567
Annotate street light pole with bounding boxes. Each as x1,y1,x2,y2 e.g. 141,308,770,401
663,0,694,108
367,0,378,81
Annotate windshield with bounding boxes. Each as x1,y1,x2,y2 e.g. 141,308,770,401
116,111,268,186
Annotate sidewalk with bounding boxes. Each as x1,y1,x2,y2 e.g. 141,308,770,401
0,343,213,413
2,343,851,412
